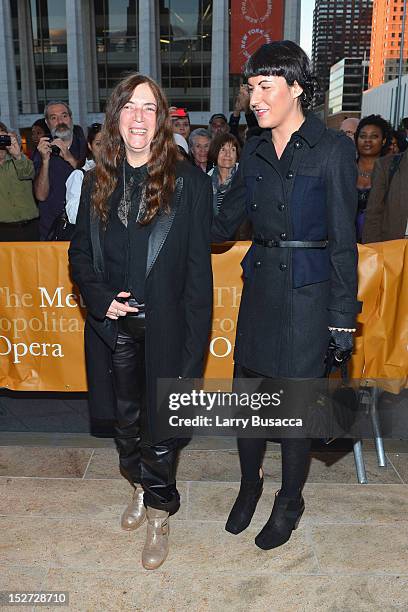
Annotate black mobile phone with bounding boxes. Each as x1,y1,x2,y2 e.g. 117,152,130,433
116,296,145,312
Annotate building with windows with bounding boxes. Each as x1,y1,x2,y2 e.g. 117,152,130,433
328,57,368,115
369,0,408,88
362,71,408,123
0,0,301,133
312,0,373,103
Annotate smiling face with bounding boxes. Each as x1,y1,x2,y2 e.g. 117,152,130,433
191,136,210,165
247,74,303,130
357,124,385,158
217,141,237,170
119,82,158,166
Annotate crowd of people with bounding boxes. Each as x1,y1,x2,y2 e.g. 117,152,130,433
1,89,407,244
0,39,407,573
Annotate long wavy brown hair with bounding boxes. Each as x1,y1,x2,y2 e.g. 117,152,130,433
91,73,178,225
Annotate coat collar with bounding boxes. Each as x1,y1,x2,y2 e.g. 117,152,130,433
145,176,183,278
90,173,184,280
257,111,326,150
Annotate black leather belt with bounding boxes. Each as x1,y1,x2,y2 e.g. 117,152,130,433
254,238,328,248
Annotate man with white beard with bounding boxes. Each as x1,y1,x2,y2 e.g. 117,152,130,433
33,101,87,239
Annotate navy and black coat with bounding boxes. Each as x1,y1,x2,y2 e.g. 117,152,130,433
69,160,213,441
212,112,361,378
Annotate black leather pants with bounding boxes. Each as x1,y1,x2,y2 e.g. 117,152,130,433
111,320,180,515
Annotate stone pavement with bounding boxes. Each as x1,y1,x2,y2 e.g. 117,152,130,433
1,435,408,611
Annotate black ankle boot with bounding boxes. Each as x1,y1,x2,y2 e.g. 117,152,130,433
255,490,304,550
225,477,264,534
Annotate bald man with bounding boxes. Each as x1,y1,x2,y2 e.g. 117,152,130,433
340,117,359,141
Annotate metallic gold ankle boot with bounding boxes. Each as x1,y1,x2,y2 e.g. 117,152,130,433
141,507,169,570
121,487,146,531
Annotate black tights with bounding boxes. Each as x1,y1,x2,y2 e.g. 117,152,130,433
237,437,311,498
234,364,312,498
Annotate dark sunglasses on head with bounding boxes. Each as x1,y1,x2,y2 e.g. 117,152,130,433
89,122,102,132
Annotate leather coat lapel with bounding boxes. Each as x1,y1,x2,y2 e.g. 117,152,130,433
146,177,183,278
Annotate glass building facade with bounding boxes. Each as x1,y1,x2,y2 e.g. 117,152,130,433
94,0,139,110
159,0,212,111
312,0,373,105
11,0,68,113
3,0,300,129
328,57,368,115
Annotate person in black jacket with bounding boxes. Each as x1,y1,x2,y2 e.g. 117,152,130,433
212,41,361,550
69,73,212,570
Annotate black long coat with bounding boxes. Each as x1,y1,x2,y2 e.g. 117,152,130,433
69,160,213,442
212,112,361,378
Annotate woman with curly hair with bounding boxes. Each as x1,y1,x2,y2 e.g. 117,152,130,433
69,73,212,569
355,114,392,242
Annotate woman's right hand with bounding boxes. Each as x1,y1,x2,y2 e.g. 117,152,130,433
106,291,140,320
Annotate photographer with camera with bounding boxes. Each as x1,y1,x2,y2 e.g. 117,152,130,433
33,101,87,239
0,121,39,241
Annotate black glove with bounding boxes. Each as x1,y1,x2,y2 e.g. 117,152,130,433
325,330,353,374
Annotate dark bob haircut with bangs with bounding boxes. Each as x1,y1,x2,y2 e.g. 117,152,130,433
244,40,319,110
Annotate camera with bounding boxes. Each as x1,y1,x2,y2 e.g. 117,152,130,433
0,134,11,149
47,139,61,156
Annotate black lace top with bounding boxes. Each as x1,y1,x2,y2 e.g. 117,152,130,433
104,161,153,302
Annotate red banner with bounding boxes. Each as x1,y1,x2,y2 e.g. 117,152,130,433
230,0,285,74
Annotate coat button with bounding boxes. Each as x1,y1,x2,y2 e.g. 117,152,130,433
294,141,303,149
251,203,258,210
280,232,287,240
286,170,294,179
278,203,285,211
254,260,262,268
256,175,263,181
279,263,287,271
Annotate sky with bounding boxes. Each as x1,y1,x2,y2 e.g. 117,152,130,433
300,0,316,57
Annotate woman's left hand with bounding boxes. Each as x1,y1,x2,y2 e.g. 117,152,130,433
106,291,139,319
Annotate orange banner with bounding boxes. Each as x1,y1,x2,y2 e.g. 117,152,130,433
230,0,285,74
0,243,87,391
0,241,407,392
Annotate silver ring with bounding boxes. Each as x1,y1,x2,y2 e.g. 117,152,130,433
116,309,119,316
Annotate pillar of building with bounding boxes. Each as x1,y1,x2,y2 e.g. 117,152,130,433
284,0,302,44
66,0,89,129
138,0,161,81
82,0,99,114
0,0,19,129
210,0,229,116
17,0,38,114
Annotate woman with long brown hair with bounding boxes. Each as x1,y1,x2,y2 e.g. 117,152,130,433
69,73,212,570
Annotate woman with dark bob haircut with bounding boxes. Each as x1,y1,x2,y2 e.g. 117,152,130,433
212,41,361,550
69,73,212,570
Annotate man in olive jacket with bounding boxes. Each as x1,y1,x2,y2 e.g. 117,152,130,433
0,122,39,241
362,150,408,243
